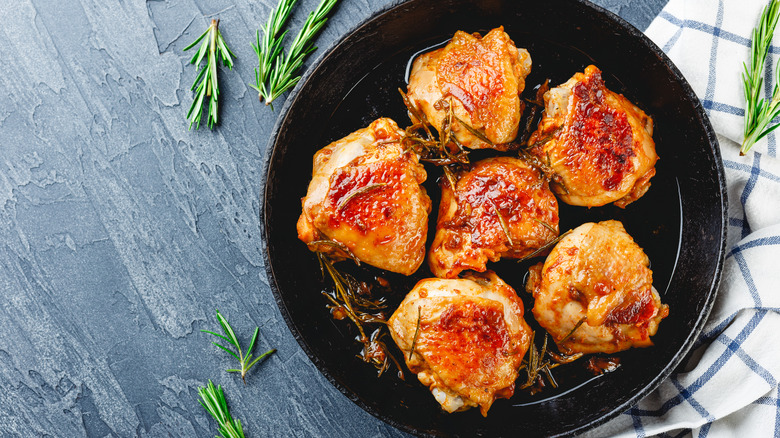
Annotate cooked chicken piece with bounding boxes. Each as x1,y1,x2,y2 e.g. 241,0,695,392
428,157,559,278
297,118,431,275
526,220,669,354
527,65,658,208
406,27,532,150
388,271,532,416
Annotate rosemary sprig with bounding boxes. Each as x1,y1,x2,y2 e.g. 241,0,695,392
250,0,298,104
316,252,403,377
202,310,276,384
307,239,361,264
257,0,340,108
184,19,235,130
398,90,471,166
197,380,245,438
518,330,583,395
519,331,556,394
742,0,780,155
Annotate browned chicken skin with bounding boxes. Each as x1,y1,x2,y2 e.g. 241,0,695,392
388,271,532,416
527,65,658,207
525,220,669,354
406,27,532,150
297,118,431,275
429,157,559,278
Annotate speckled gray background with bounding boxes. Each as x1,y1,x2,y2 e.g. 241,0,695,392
0,0,667,436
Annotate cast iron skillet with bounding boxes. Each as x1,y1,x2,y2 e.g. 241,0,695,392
263,0,727,436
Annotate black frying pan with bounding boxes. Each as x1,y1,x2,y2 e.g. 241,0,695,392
263,0,727,435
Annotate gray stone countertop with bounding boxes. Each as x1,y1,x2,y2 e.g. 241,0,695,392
0,0,667,436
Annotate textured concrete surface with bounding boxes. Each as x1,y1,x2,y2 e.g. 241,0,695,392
0,0,667,436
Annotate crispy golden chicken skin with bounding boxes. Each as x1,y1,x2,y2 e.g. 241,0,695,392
388,271,532,416
527,65,658,208
428,157,559,279
526,220,669,354
297,118,432,275
406,27,532,150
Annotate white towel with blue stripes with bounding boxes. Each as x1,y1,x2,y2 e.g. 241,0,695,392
587,1,780,437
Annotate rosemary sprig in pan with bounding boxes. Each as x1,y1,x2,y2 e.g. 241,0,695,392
251,0,298,104
398,89,471,167
519,80,550,145
317,252,404,377
202,310,276,384
742,0,780,155
255,0,340,108
197,380,246,438
518,331,556,394
518,330,584,395
184,19,236,130
307,239,360,264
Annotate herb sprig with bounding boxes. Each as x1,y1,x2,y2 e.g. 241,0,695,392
198,380,246,438
742,0,780,155
252,0,340,108
251,0,298,103
316,252,404,377
184,19,236,130
202,310,276,384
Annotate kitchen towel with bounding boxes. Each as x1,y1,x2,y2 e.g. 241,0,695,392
587,1,780,437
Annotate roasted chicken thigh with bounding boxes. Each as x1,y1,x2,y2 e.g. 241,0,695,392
429,157,559,278
526,220,669,354
297,118,431,275
527,65,658,207
388,271,532,416
406,27,532,150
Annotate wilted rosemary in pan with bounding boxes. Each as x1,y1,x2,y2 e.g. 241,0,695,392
316,252,404,378
518,331,583,395
519,80,550,145
398,89,471,168
184,19,235,130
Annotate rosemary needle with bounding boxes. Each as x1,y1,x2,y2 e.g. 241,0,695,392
202,310,276,384
259,0,340,108
742,0,780,155
184,19,236,130
197,380,246,438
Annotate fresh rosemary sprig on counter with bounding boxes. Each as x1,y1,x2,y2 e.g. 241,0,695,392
198,380,246,438
184,19,236,130
251,0,298,104
742,0,780,155
202,310,276,384
252,0,340,108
